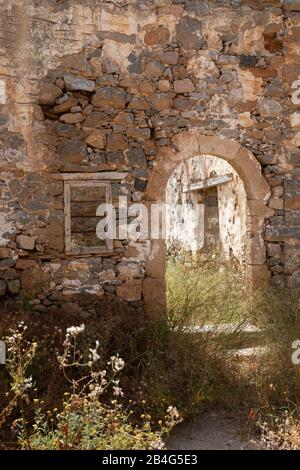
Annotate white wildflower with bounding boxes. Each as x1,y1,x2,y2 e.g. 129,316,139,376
89,340,100,363
113,385,124,397
89,384,104,399
66,324,85,338
167,406,180,420
24,376,33,390
108,354,125,373
150,440,165,450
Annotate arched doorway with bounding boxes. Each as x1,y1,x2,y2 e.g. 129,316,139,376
144,131,272,315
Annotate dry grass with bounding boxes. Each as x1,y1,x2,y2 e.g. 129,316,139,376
165,253,300,447
166,250,248,327
0,253,300,448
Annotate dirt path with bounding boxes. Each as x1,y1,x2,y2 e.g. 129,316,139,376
167,409,259,450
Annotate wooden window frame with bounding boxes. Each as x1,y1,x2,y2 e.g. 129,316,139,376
64,180,113,255
59,172,128,256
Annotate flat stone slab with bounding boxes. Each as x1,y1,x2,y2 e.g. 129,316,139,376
63,73,95,92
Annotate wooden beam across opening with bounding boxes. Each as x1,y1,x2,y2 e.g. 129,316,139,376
183,173,233,193
52,172,128,181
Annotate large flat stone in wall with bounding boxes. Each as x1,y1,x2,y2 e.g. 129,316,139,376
85,130,106,149
285,179,300,209
92,87,126,110
158,51,179,65
284,244,300,275
21,269,51,295
16,235,35,251
116,280,142,302
83,112,109,128
59,113,85,124
58,140,87,164
35,223,64,252
60,54,91,73
285,210,300,226
265,226,300,243
144,26,170,46
0,247,13,258
126,148,147,167
63,73,95,92
107,133,127,151
175,16,205,50
55,122,83,139
238,70,263,102
98,10,137,36
174,79,195,94
38,82,63,106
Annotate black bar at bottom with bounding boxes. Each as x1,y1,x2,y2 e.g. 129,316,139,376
0,449,299,466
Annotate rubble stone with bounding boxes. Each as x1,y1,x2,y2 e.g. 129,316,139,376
174,79,195,94
0,280,6,296
38,82,63,105
63,73,95,92
16,235,35,251
85,130,106,149
176,16,205,50
116,280,142,301
58,139,87,164
92,87,126,109
8,279,20,295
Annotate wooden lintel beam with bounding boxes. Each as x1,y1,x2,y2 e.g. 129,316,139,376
183,173,233,193
51,172,128,181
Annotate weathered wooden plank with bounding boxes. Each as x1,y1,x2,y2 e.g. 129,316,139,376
71,217,101,233
105,182,113,251
70,185,106,202
67,245,111,255
64,180,113,254
52,172,128,181
185,174,233,192
183,173,233,193
64,182,71,253
71,232,106,248
71,202,100,217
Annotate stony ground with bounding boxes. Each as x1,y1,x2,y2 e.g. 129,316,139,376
167,409,259,450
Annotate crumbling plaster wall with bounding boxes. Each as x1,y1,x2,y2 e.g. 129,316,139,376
0,0,299,316
166,156,247,261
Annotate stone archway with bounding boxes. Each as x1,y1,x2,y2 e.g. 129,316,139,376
144,130,272,315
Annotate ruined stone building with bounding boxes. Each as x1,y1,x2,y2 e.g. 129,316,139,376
166,155,247,260
0,0,299,317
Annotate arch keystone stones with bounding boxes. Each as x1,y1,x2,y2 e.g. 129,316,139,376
197,134,241,161
171,129,200,156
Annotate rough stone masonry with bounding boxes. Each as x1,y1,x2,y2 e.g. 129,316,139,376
0,0,299,318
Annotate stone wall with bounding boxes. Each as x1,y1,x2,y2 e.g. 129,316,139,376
0,0,300,315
